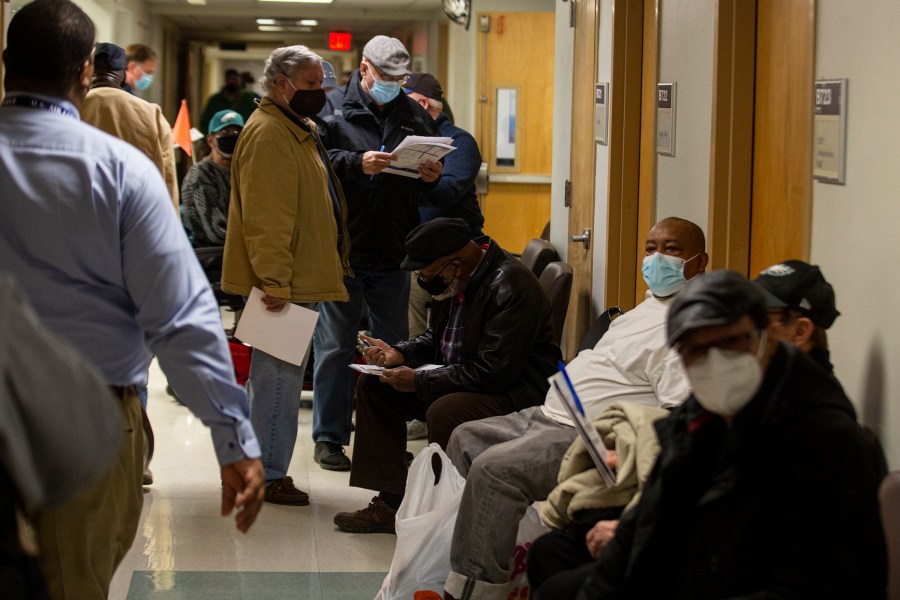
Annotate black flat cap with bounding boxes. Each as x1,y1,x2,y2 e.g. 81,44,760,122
753,260,840,328
667,270,768,347
94,43,126,71
401,218,472,271
405,73,444,103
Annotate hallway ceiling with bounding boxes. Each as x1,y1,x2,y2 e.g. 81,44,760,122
146,0,445,44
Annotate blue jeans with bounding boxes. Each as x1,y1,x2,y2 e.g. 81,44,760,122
312,266,410,446
247,308,314,482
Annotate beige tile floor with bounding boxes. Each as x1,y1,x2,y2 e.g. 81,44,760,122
108,358,425,599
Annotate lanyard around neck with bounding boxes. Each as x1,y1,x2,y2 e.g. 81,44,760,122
1,95,78,119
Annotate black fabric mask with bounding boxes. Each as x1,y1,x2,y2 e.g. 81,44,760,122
224,83,241,94
417,274,450,297
288,88,327,118
416,262,455,297
215,134,239,156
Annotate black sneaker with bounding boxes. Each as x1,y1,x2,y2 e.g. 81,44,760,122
314,441,351,471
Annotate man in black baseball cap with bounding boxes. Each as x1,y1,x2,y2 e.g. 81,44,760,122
403,72,485,349
333,217,561,535
575,269,887,598
754,259,839,372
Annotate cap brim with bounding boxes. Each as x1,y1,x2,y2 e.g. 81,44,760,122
667,308,744,347
753,282,789,309
400,256,428,271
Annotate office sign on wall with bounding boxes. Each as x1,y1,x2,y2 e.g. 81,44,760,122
595,83,609,145
813,79,847,184
657,83,676,156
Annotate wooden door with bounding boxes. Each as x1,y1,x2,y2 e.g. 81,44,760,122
565,0,601,357
475,11,555,253
695,0,814,277
749,0,815,274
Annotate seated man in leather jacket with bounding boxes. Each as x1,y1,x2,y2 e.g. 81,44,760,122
333,217,561,534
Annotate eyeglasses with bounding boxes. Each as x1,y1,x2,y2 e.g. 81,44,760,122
676,330,761,366
415,259,454,284
365,60,409,86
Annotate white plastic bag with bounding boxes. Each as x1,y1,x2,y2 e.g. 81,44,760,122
375,443,467,600
507,504,548,599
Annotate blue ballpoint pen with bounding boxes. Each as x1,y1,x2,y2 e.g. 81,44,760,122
370,144,385,180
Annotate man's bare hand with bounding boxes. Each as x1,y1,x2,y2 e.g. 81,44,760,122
605,449,618,471
379,366,416,392
360,334,404,367
221,458,265,533
586,519,619,558
261,294,288,312
418,159,442,183
361,151,397,175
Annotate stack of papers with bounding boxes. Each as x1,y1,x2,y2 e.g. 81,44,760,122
383,135,456,179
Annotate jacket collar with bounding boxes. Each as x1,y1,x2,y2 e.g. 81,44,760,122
257,97,312,141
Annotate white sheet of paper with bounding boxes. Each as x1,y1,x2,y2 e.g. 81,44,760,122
234,288,318,367
348,363,444,375
382,135,456,179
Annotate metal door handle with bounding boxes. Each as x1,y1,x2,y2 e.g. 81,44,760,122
570,228,591,250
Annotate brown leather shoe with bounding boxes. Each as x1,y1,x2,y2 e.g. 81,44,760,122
333,496,397,533
264,477,310,506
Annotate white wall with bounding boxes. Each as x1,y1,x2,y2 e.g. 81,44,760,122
812,0,900,468
655,0,715,234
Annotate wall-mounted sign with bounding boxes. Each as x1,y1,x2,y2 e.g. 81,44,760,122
494,87,519,170
595,82,609,146
813,79,847,184
328,32,352,51
656,83,676,156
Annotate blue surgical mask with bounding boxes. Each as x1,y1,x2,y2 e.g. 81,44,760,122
136,73,154,91
369,78,402,104
642,252,699,297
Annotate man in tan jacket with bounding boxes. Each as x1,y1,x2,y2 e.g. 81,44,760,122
81,42,178,209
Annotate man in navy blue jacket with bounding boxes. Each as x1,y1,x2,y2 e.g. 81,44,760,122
313,36,443,472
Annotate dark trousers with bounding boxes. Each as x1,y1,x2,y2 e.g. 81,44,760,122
528,508,624,599
348,373,512,496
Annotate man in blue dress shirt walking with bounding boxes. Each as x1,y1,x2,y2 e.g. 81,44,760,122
0,1,265,597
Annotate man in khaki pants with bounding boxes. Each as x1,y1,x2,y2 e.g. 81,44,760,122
0,2,265,597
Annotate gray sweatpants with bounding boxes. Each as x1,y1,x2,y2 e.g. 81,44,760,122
445,406,577,599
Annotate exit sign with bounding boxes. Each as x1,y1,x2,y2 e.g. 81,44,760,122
329,32,352,51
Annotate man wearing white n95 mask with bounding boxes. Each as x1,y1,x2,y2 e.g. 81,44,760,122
575,270,887,599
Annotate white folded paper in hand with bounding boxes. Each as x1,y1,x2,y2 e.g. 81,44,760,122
233,287,318,367
349,363,444,375
383,135,456,179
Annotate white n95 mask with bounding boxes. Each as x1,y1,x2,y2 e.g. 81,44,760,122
686,331,767,417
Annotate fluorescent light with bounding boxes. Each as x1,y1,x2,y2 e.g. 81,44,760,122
258,0,332,3
256,18,277,25
258,25,313,32
186,0,206,5
298,19,318,26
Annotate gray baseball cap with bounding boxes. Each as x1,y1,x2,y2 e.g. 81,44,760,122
362,35,410,77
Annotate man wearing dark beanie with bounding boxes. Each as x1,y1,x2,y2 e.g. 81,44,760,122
333,217,560,534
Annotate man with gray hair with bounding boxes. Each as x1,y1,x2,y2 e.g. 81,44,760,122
313,35,442,472
222,44,351,505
